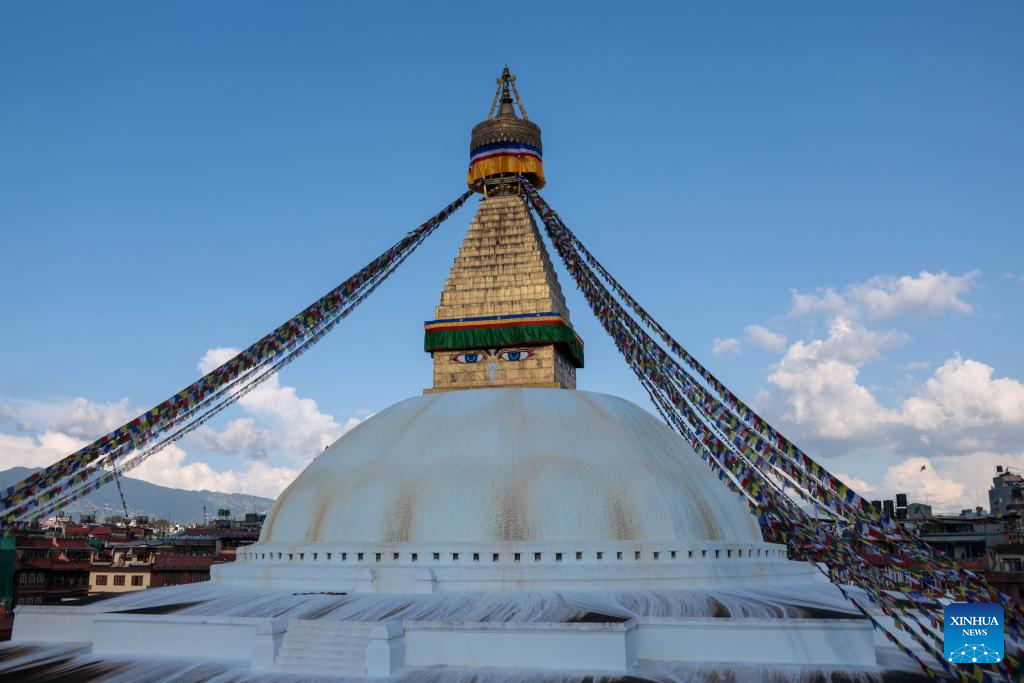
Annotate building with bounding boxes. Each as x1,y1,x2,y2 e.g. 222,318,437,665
913,513,1005,561
990,466,1024,515
5,69,913,681
150,555,216,588
13,536,96,607
89,543,157,595
86,527,259,594
873,474,1024,604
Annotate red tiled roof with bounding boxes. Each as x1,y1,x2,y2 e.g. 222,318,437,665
178,527,259,539
16,559,93,571
16,537,95,551
153,555,215,571
88,565,151,574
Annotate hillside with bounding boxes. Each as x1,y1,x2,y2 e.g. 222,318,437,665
0,467,276,525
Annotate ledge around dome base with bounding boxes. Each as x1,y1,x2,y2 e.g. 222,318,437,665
214,539,817,593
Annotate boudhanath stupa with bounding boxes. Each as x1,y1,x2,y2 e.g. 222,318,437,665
2,69,932,682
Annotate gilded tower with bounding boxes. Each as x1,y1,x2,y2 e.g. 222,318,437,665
424,68,583,392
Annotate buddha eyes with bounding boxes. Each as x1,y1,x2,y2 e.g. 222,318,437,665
498,349,534,362
449,349,535,363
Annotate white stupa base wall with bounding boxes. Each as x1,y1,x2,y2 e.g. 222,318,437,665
12,607,876,675
404,620,638,671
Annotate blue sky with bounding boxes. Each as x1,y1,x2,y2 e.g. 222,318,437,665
1,2,1021,512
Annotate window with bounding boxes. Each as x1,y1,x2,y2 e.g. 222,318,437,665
514,553,521,562
533,552,541,562
472,553,480,562
131,575,144,587
575,552,582,561
411,553,418,562
433,553,440,562
393,553,399,561
596,552,603,560
96,575,108,586
555,553,562,562
113,575,125,586
492,553,499,563
18,574,26,587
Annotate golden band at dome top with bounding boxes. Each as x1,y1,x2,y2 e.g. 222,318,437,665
468,67,546,191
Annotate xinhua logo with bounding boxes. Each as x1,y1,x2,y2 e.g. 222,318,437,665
944,602,1004,664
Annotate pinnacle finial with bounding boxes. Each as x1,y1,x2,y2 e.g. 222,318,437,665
470,67,544,192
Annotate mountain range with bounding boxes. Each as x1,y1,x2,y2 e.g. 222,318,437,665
0,467,276,525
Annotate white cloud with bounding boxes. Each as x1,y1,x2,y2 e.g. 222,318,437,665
712,337,741,356
764,317,1024,454
198,347,239,375
49,397,134,439
900,355,1024,434
0,397,136,471
0,346,370,501
195,347,360,463
789,270,980,321
789,287,847,318
194,417,275,461
2,397,135,437
129,445,298,498
763,317,906,441
0,431,78,470
833,472,874,494
744,324,787,352
881,457,966,510
756,266,1023,512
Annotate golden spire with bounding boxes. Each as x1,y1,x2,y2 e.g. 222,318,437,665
468,67,545,193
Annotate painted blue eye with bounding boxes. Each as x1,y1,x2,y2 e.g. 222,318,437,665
498,349,534,362
451,352,484,364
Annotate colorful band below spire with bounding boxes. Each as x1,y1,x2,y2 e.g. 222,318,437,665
468,142,545,190
425,312,582,367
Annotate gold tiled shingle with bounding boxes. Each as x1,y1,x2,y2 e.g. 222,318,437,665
428,195,578,392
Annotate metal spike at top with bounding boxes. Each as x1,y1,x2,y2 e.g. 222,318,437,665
488,66,529,121
469,67,545,193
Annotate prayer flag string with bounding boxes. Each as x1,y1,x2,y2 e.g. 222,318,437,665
2,191,472,527
523,178,1019,682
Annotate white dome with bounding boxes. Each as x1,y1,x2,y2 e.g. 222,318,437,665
260,388,762,546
